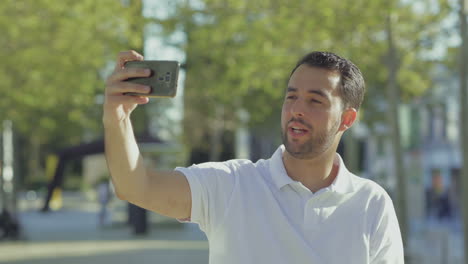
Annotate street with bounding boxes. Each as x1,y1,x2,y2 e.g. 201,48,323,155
0,192,209,264
1,191,465,264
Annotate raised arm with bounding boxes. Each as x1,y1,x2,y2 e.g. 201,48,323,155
103,50,191,219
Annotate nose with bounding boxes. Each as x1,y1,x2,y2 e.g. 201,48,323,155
290,99,305,117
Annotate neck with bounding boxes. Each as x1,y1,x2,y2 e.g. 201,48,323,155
282,146,339,193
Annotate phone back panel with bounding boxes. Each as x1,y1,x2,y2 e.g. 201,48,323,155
124,60,179,98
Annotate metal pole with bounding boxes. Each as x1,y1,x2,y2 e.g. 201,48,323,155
0,129,3,212
2,120,14,214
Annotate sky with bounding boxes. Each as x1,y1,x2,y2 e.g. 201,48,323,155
142,0,187,140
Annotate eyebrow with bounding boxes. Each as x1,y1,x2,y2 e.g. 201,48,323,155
287,86,330,100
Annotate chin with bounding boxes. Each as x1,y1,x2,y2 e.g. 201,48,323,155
285,138,335,160
289,150,320,160
284,144,317,160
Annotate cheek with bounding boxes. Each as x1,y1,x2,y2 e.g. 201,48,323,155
281,113,287,130
314,111,338,130
328,113,343,131
281,105,289,125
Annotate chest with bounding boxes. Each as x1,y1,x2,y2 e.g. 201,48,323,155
210,180,371,263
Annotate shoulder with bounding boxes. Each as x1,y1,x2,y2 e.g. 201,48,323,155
349,175,399,230
350,174,391,201
352,177,404,261
346,174,396,219
197,158,255,171
176,158,256,178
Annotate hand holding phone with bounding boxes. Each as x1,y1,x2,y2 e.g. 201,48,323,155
124,60,179,98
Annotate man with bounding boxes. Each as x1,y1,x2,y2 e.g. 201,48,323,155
426,169,452,221
104,50,404,263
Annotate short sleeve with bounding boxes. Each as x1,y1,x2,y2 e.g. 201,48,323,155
369,192,405,263
175,161,237,234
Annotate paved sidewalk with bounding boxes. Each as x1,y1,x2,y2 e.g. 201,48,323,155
0,193,209,264
406,222,465,264
3,192,465,264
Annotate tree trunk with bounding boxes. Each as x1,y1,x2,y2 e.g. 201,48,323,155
343,131,359,174
385,13,408,249
27,133,42,184
458,0,468,263
209,105,225,161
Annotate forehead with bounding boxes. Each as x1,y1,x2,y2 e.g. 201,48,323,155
288,64,341,94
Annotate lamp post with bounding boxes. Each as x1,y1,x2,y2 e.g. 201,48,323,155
0,120,20,239
1,120,15,215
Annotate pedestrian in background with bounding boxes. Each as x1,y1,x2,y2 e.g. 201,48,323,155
96,177,112,227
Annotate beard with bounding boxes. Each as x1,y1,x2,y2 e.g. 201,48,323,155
281,117,340,159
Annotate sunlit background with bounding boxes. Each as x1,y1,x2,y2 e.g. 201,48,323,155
0,0,467,263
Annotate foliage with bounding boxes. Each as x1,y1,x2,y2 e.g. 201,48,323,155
0,0,146,180
153,0,450,151
0,0,453,177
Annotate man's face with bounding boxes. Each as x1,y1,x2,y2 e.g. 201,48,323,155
281,65,344,159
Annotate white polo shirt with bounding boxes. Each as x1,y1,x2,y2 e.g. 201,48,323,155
176,145,404,264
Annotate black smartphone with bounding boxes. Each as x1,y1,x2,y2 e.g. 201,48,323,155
123,60,179,98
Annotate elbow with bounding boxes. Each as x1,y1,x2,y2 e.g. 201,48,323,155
113,186,128,201
114,188,140,207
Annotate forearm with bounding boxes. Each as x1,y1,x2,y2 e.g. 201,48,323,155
104,117,148,200
100,51,197,218
103,50,164,205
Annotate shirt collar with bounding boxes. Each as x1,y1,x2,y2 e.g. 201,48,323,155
269,145,295,189
329,153,355,194
268,145,355,194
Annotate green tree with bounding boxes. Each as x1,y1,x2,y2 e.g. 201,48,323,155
457,0,468,262
0,0,146,185
157,0,448,159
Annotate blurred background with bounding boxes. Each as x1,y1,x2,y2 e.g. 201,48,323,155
0,0,467,263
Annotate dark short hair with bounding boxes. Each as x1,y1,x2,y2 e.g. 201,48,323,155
290,51,366,110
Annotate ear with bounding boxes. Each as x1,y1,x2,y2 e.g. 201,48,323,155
339,108,357,132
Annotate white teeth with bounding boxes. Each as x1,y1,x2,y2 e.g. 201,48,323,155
291,127,306,134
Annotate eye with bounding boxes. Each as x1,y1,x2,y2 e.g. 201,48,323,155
310,99,322,104
286,95,297,100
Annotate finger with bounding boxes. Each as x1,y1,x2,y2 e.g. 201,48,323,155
106,82,151,95
114,50,144,71
107,67,152,83
135,96,150,105
106,94,149,106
